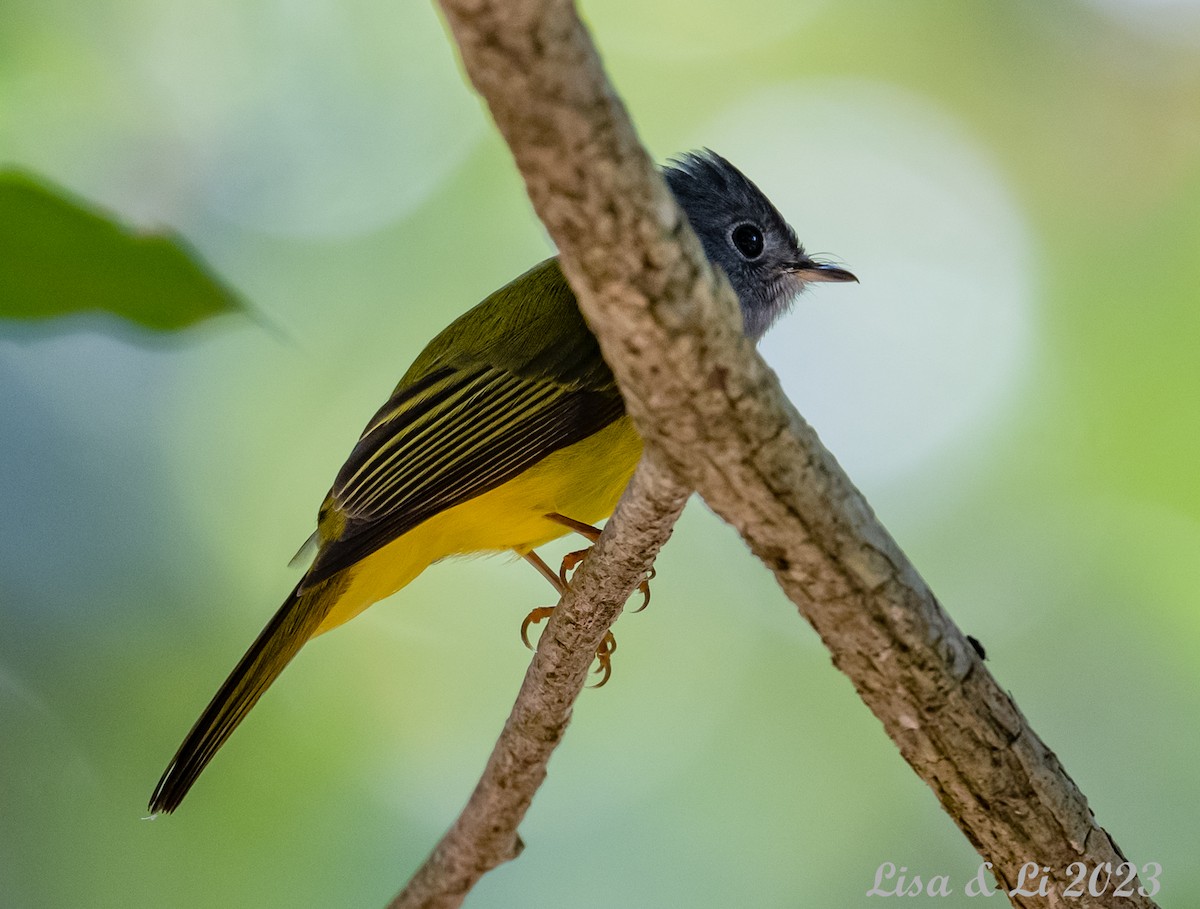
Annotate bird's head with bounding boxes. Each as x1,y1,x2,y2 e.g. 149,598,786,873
663,149,856,339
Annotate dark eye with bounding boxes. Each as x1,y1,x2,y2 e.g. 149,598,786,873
731,223,764,260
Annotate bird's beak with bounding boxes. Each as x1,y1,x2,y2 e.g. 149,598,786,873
791,259,858,283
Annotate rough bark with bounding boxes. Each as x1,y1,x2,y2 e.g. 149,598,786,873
391,0,1160,906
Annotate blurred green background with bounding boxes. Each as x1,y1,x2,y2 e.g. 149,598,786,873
3,0,1199,906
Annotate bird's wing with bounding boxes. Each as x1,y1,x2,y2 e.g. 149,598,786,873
303,259,624,584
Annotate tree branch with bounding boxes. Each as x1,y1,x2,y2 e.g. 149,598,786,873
394,0,1161,906
388,454,689,909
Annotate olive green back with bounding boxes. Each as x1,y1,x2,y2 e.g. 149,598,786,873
306,259,625,583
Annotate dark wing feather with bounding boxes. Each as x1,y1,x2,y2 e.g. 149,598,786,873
303,259,624,584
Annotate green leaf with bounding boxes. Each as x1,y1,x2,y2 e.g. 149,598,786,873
0,170,242,330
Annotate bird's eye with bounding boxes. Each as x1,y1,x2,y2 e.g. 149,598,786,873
731,223,765,260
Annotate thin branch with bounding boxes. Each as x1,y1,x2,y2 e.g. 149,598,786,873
388,454,689,909
400,0,1161,907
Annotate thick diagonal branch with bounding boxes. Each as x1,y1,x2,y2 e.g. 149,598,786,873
407,0,1160,907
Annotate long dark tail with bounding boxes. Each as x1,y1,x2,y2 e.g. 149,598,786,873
148,576,339,814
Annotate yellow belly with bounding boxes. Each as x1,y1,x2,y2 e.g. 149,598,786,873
313,415,643,634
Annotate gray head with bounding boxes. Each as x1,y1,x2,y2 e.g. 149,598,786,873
663,150,855,339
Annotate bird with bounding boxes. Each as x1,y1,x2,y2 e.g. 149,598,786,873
147,150,856,814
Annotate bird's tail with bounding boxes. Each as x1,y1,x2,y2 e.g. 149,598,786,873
148,575,341,814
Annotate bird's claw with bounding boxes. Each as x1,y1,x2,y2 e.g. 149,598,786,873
519,605,618,687
589,631,617,688
632,565,655,613
558,549,654,613
520,606,555,650
558,547,590,588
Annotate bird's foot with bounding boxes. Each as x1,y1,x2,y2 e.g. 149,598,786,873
519,605,617,687
557,547,653,612
520,606,556,650
557,547,589,587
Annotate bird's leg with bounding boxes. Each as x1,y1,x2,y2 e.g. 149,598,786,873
521,548,567,597
547,514,600,590
519,550,615,686
545,512,653,612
